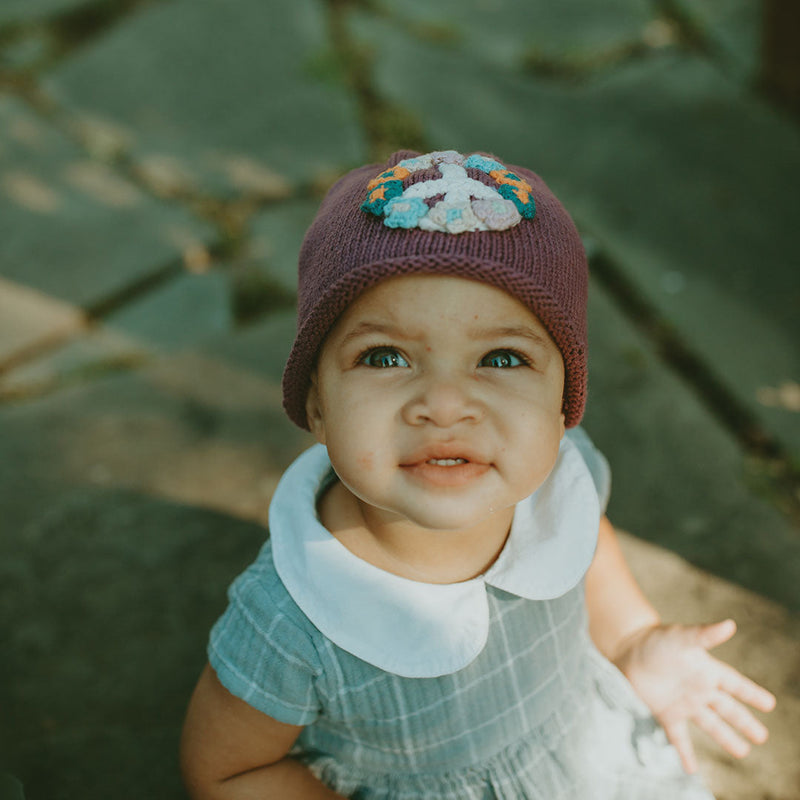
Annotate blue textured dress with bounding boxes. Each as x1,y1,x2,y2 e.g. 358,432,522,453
208,430,714,799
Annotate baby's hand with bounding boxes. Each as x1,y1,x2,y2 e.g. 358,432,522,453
612,619,776,774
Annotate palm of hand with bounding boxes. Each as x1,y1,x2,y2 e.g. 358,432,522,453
614,620,776,774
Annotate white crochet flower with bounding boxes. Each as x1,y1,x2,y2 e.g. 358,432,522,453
421,200,482,233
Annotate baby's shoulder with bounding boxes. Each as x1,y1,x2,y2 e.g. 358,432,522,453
209,539,327,722
226,540,319,640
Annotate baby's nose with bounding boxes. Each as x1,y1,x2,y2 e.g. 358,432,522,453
401,376,484,428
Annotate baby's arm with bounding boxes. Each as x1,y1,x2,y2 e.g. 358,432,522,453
181,663,345,800
583,515,662,654
585,516,775,773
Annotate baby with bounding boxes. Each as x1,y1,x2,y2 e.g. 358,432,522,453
181,150,775,799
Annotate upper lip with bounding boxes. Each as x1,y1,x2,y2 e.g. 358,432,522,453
400,443,489,466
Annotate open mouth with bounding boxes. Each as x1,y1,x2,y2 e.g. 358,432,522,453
401,453,489,488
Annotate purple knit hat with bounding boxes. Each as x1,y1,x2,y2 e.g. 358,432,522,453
282,149,588,429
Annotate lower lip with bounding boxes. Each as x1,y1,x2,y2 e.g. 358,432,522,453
401,461,490,488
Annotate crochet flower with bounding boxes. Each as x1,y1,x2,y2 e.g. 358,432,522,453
490,170,536,218
367,165,411,188
383,196,429,229
429,150,464,165
471,198,522,230
360,151,537,231
421,200,480,234
361,179,404,215
464,154,506,173
398,154,434,172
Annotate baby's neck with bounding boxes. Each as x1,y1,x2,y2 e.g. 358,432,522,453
317,479,514,584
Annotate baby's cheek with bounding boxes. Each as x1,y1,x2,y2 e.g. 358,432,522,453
357,451,375,471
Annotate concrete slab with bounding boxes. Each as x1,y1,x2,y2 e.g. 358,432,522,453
0,0,90,25
44,0,365,199
0,772,25,800
351,17,800,458
0,484,269,800
0,320,311,521
199,307,298,385
0,324,149,401
0,319,315,795
378,0,652,70
0,276,84,369
671,0,761,83
1,33,50,73
248,199,319,294
584,279,800,612
0,95,215,309
105,268,233,350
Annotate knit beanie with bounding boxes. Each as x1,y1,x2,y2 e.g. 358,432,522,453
282,149,588,430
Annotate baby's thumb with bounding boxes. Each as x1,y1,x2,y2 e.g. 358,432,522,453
695,619,737,651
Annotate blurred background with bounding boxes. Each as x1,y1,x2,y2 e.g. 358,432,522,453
0,0,798,798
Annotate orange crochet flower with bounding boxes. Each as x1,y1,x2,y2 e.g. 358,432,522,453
367,165,410,191
490,170,532,193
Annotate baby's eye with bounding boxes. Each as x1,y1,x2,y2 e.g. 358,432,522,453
359,347,410,368
479,349,528,368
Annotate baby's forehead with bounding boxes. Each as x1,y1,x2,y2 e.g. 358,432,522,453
346,273,529,311
330,273,555,341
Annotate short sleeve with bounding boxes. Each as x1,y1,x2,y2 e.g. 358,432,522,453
565,427,611,513
208,560,323,726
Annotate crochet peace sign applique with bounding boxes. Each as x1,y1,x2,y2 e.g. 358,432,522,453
361,151,536,234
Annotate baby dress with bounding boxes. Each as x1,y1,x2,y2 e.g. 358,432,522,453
209,429,715,800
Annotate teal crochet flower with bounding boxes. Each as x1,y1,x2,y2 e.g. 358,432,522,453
464,154,506,173
383,196,429,228
360,180,404,216
498,183,536,218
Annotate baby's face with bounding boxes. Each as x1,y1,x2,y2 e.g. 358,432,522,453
306,274,566,533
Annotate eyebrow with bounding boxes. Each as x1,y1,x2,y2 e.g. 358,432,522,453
338,321,412,348
338,321,551,349
470,325,551,348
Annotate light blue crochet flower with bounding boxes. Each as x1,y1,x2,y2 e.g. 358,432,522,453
464,154,506,173
398,154,434,172
383,196,429,228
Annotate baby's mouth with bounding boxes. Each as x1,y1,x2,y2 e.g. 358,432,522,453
401,451,489,488
426,458,468,466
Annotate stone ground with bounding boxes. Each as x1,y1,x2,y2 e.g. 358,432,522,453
0,1,798,798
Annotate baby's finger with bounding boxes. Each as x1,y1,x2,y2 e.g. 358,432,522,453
718,662,777,712
695,619,737,651
663,720,697,775
693,706,751,760
710,692,769,745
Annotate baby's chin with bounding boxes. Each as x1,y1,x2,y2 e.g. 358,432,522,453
370,501,517,535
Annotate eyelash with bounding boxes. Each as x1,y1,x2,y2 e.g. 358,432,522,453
479,349,532,368
355,346,532,369
356,346,409,368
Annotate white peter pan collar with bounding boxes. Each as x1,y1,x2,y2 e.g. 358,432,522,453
269,435,600,678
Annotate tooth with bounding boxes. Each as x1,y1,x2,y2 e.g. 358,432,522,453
427,458,466,466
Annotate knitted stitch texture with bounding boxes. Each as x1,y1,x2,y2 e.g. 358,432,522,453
282,150,588,429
